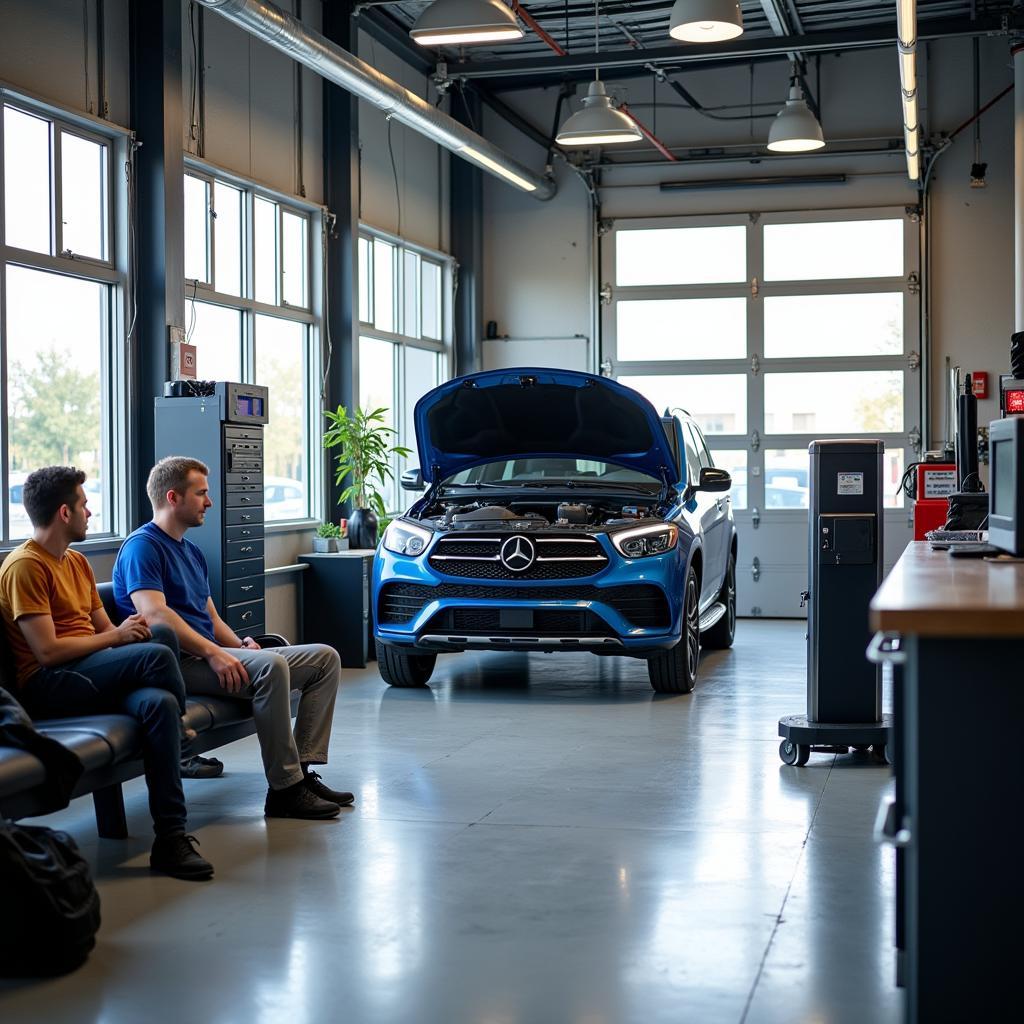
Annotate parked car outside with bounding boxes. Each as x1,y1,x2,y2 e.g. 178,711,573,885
373,368,738,694
263,475,307,521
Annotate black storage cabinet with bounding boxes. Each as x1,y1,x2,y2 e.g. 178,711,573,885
297,552,374,668
154,382,268,638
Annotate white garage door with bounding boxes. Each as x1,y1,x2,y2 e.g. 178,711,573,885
601,208,921,618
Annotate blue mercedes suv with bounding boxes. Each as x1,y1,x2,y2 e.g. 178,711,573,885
373,368,737,694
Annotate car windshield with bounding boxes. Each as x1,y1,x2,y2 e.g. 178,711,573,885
444,458,661,488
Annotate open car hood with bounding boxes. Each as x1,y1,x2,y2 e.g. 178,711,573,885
414,368,683,488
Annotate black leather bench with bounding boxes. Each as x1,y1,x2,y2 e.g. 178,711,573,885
0,582,292,838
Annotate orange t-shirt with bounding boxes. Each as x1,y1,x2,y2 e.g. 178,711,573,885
0,540,102,686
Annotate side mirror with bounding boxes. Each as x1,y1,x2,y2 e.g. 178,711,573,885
697,467,731,493
400,468,425,492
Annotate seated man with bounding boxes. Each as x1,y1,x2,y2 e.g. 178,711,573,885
113,456,352,820
0,466,213,881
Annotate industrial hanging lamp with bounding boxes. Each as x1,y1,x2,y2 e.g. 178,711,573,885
556,0,641,147
668,0,743,43
410,0,524,47
767,68,825,153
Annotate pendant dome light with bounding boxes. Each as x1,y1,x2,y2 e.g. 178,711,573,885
411,0,525,47
767,69,825,153
556,1,641,148
668,0,743,43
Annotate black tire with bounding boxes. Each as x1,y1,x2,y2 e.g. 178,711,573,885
779,739,811,766
375,639,436,687
648,567,700,694
702,550,736,650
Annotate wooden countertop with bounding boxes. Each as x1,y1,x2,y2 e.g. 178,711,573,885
870,541,1024,637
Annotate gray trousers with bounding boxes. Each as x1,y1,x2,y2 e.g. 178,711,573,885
179,644,340,790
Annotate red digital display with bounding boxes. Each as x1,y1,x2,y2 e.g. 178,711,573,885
1007,389,1024,415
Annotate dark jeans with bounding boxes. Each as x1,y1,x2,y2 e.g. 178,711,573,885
21,625,189,838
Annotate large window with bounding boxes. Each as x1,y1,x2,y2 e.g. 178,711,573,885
1,100,121,544
358,229,450,513
183,168,320,523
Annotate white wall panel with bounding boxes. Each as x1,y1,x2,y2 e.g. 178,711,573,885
0,0,130,126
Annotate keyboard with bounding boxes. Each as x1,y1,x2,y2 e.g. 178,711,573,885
926,528,987,548
948,542,1002,558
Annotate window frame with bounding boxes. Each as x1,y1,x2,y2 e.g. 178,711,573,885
183,157,324,528
357,223,454,515
0,89,129,550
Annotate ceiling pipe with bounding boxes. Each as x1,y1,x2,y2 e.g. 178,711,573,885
511,1,567,57
618,103,679,162
195,0,555,198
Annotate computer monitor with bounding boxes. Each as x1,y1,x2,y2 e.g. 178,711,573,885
988,417,1024,555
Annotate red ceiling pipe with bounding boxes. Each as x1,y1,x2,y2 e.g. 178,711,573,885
619,103,679,162
511,1,567,57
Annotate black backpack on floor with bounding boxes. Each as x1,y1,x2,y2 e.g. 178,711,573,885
0,821,101,975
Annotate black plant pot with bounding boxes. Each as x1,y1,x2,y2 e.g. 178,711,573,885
348,507,378,549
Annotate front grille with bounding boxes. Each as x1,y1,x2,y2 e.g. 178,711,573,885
377,582,670,629
428,534,608,580
423,607,615,636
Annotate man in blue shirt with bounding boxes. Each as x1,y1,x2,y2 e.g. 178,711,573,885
113,457,352,820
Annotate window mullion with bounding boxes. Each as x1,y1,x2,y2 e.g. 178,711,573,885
51,122,63,257
208,177,217,293
0,260,8,542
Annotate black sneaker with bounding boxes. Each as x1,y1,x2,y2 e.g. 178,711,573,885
181,754,224,779
265,781,340,820
303,770,355,807
150,833,214,881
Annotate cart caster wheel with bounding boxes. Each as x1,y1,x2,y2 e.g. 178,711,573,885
873,743,893,766
780,740,811,766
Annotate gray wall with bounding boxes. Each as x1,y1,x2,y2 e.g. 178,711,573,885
482,38,1017,452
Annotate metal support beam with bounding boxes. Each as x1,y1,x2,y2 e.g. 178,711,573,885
449,16,1016,82
323,1,361,513
450,89,484,376
129,0,185,528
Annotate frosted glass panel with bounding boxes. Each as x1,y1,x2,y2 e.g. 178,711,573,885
764,219,903,280
617,298,746,361
764,371,904,433
618,374,747,435
765,293,903,358
616,226,746,286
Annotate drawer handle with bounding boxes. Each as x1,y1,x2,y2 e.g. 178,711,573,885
240,585,254,592
240,497,251,503
241,475,250,481
241,514,252,521
242,611,253,622
240,545,253,553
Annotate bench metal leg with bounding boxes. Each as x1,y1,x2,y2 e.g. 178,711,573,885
93,784,128,839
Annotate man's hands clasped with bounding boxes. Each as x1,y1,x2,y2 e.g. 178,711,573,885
113,614,152,646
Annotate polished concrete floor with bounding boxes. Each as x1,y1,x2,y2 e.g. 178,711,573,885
1,620,901,1024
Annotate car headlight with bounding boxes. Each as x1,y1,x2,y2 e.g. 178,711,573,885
382,520,432,557
610,522,678,559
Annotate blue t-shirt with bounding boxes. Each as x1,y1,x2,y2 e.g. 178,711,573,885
113,522,216,642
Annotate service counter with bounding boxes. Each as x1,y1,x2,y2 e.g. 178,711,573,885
870,542,1024,1021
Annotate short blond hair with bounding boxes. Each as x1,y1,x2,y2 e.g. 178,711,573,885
147,456,210,510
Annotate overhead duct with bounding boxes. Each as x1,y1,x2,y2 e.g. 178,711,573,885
195,0,555,199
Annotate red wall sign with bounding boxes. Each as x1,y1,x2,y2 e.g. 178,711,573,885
972,372,988,399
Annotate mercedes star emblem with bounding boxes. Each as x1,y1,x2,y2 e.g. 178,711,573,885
500,535,536,572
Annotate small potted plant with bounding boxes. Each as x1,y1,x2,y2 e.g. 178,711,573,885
313,522,343,553
322,405,410,549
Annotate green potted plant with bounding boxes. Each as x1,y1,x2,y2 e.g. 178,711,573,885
313,521,343,553
322,404,410,549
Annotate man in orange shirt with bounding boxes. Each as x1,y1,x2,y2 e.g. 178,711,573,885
0,466,213,881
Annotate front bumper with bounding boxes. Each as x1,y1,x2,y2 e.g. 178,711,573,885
373,537,685,655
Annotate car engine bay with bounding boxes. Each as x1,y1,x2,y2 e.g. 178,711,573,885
415,499,667,532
